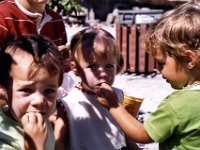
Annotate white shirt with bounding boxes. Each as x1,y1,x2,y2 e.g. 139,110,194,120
62,87,126,150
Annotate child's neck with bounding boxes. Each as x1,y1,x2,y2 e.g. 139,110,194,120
18,0,45,14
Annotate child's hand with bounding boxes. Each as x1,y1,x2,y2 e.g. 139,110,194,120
21,112,47,150
96,83,119,109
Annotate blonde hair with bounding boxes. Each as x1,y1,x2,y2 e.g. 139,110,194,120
146,2,200,64
70,27,123,73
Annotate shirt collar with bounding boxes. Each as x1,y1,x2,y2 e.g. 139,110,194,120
15,0,43,18
184,82,200,90
15,0,52,33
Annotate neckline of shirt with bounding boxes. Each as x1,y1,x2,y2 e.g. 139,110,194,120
15,0,43,18
184,81,200,90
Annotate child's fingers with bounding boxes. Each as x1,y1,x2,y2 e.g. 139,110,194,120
23,112,45,125
96,96,110,109
27,112,37,124
21,113,29,125
35,112,45,125
98,83,117,99
100,82,112,91
96,83,119,109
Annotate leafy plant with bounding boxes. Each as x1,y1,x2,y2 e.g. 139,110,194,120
48,0,82,16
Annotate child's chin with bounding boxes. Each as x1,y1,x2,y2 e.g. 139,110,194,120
171,84,181,90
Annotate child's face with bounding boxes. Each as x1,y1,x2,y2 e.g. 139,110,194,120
155,50,189,89
7,52,59,123
77,57,117,92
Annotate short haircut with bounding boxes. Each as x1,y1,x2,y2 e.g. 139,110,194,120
0,35,64,88
146,2,200,63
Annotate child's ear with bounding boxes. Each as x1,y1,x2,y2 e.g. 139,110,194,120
70,61,79,76
185,50,198,69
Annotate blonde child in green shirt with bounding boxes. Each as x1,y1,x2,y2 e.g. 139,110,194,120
96,2,200,150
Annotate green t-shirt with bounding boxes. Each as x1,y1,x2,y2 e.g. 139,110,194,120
144,86,200,150
0,107,55,150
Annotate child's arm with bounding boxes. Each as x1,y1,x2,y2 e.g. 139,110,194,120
49,100,69,150
22,112,47,150
97,83,153,144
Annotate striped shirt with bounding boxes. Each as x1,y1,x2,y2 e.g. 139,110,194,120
0,0,67,48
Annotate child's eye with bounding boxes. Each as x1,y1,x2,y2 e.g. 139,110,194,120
45,89,56,94
88,64,98,69
20,88,32,93
105,64,114,68
45,89,55,94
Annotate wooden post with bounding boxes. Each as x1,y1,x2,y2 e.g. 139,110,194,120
129,24,137,73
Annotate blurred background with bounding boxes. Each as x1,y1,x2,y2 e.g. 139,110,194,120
48,0,194,27
51,0,195,75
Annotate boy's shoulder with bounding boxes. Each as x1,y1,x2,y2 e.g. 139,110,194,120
166,89,200,100
0,0,17,14
0,107,23,149
0,106,20,126
0,0,15,6
160,89,200,117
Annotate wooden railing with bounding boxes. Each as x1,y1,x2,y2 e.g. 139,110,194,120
116,23,157,76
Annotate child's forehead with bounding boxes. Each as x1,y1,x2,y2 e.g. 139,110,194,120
6,47,30,57
88,56,116,63
83,50,117,63
10,49,33,64
11,54,32,74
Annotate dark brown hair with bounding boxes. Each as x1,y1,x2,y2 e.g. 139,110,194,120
0,35,64,88
70,27,124,74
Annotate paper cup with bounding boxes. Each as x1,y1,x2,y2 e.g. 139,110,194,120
123,94,144,117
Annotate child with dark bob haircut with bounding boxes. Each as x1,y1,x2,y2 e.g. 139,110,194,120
0,35,64,150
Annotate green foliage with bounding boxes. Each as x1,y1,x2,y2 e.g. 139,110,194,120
48,0,81,16
0,0,81,16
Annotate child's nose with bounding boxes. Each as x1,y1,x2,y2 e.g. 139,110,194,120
98,67,107,78
31,92,46,106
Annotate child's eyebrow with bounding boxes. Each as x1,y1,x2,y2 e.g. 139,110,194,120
16,81,35,87
16,80,58,87
45,84,58,88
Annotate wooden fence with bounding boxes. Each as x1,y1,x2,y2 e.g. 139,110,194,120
116,23,157,75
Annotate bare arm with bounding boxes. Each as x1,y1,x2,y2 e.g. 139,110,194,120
97,83,153,144
109,103,152,143
49,100,69,150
